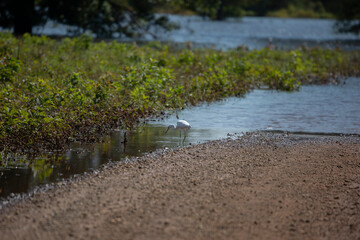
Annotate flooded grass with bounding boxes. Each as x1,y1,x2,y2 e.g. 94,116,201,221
0,33,359,154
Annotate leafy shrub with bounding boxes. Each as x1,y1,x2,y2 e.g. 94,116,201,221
0,33,359,152
0,55,20,84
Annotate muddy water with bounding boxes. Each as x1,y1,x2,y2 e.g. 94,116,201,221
1,77,360,198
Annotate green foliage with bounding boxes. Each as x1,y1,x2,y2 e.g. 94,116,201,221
0,33,359,152
175,0,246,20
267,2,334,19
0,54,20,84
161,0,336,20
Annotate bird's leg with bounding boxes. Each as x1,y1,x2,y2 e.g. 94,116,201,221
124,131,127,143
183,129,188,142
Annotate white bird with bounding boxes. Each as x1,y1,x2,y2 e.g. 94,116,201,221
165,120,191,140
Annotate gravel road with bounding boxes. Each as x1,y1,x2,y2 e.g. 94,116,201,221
1,132,359,240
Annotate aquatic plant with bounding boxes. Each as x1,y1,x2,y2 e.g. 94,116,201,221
0,33,359,153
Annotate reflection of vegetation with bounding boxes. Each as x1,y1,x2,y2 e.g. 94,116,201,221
30,158,54,182
0,151,61,166
0,33,359,153
0,153,57,181
0,153,59,182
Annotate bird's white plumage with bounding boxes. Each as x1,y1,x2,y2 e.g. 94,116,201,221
175,120,191,130
165,120,191,140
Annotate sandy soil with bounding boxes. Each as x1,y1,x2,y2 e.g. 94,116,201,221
0,132,359,240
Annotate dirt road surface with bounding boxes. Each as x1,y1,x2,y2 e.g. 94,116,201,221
1,133,359,240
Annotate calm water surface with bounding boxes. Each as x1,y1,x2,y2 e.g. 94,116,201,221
1,78,359,198
157,15,360,50
32,15,360,50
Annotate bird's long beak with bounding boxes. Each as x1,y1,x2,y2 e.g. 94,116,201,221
165,127,170,134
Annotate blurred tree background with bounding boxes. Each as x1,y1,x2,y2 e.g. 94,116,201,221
0,0,174,37
0,0,359,36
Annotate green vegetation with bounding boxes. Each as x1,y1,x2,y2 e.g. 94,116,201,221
0,33,359,152
267,3,334,19
160,1,348,20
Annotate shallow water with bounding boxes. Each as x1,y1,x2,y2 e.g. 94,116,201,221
156,15,360,50
160,77,360,136
1,77,359,198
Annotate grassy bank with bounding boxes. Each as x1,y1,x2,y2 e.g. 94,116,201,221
266,3,334,19
0,33,359,152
